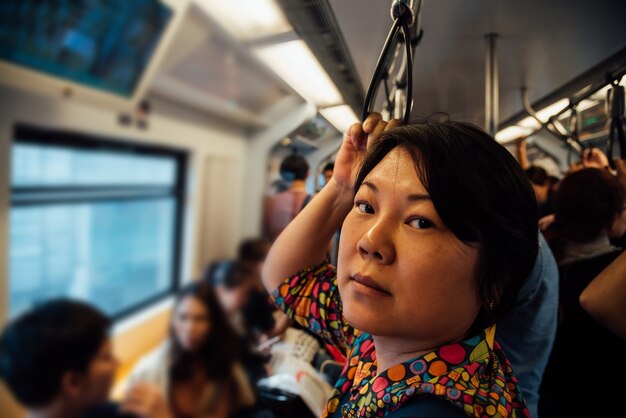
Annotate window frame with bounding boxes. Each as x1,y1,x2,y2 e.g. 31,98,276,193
10,123,187,321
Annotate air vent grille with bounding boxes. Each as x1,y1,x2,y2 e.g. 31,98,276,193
278,0,364,113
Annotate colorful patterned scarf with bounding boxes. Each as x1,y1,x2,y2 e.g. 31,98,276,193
324,326,529,417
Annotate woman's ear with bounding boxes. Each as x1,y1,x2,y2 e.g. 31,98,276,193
61,370,85,398
608,208,626,238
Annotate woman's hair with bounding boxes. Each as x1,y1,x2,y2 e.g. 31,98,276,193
552,168,624,244
525,165,548,186
204,260,253,289
238,238,271,264
169,282,237,382
354,119,538,331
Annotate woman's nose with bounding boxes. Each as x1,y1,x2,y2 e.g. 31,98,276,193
357,221,395,264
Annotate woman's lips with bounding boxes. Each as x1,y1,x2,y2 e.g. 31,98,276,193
351,273,391,295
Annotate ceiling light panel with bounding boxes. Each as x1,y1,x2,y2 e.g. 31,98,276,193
534,99,569,123
197,0,291,40
495,126,533,143
320,105,358,133
255,40,343,106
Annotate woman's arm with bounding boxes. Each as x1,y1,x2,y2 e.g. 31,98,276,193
262,114,399,292
515,137,530,170
579,250,626,341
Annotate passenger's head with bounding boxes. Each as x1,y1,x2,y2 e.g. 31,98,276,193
204,260,254,316
280,154,309,181
322,162,335,184
525,165,548,186
0,300,115,412
525,165,549,203
238,238,271,276
337,119,538,345
170,282,236,381
553,168,626,242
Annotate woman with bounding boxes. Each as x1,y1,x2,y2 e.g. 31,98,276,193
127,282,255,418
263,113,538,417
540,168,626,417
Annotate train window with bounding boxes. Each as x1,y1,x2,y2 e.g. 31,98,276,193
8,125,186,320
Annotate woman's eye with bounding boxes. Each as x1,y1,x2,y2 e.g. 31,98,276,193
408,217,433,229
356,202,374,214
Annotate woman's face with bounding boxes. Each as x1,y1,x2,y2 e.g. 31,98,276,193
173,296,211,351
337,147,481,348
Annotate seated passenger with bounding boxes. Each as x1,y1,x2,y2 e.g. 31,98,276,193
238,239,291,340
127,282,255,418
205,260,255,335
263,113,538,417
540,168,626,417
0,299,170,418
205,260,272,385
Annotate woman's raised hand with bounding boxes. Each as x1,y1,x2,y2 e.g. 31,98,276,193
331,112,401,192
121,382,174,418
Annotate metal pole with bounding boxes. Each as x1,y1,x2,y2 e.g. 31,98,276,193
485,33,499,136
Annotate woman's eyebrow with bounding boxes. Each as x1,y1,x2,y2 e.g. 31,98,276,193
362,180,430,201
407,193,431,202
362,181,378,192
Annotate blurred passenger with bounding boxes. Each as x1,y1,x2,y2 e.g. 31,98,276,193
237,239,291,340
238,238,271,278
0,299,169,418
580,250,626,341
321,162,335,188
540,168,626,417
525,165,552,219
264,154,310,241
205,260,254,334
127,282,255,418
205,260,272,385
515,137,557,219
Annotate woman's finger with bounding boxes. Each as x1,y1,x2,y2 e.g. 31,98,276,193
346,122,367,151
362,112,382,134
367,119,388,149
385,118,402,131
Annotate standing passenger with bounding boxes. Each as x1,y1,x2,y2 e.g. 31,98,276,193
263,113,538,417
264,154,310,241
540,168,626,418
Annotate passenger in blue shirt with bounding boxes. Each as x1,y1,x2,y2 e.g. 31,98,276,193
497,233,559,417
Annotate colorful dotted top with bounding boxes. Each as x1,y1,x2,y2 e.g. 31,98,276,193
272,263,530,418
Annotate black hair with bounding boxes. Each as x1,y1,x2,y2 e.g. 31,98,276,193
238,238,271,264
354,119,538,331
525,165,548,186
204,260,254,289
169,282,238,382
551,168,624,249
0,299,110,407
322,162,335,172
280,154,309,181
